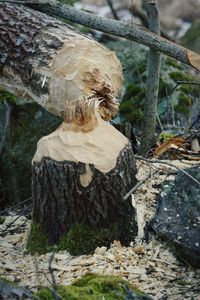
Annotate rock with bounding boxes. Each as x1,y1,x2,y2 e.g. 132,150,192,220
152,166,200,268
0,98,61,207
181,19,200,54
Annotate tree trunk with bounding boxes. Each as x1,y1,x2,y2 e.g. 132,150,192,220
0,3,138,254
32,142,137,248
30,119,137,254
139,0,161,155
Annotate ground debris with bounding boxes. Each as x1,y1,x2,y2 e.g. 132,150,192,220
0,161,200,299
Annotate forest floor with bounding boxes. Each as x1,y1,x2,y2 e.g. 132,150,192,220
0,159,200,300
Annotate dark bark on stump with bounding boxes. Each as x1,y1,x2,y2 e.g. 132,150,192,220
32,143,137,245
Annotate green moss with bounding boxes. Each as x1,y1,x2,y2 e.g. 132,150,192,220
169,71,195,82
58,224,95,255
27,219,135,256
166,57,183,70
58,0,78,5
58,221,135,256
0,90,17,103
106,40,200,126
159,133,175,141
35,274,151,300
0,216,5,224
26,221,49,255
175,92,193,116
119,83,145,123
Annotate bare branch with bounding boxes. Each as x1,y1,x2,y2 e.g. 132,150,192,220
106,0,119,20
159,80,200,104
2,0,200,71
48,252,63,300
134,155,200,186
123,169,158,200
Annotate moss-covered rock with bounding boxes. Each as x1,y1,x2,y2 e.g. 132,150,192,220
35,274,153,300
0,91,61,207
180,19,200,54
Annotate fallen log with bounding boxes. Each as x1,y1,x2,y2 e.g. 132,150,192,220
24,0,200,72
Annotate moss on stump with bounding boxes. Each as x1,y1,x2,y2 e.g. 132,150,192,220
26,221,136,256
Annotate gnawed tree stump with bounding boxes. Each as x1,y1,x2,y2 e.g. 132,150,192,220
0,3,137,254
31,119,137,254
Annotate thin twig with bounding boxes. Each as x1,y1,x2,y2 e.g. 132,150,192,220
106,0,119,20
48,252,63,300
0,205,31,235
134,155,200,186
161,285,200,298
0,196,32,215
188,114,200,131
159,80,200,104
0,101,12,158
123,169,158,200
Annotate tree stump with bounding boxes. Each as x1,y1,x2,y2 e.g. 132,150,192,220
31,120,137,254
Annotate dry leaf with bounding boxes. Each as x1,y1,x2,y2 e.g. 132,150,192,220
153,137,186,158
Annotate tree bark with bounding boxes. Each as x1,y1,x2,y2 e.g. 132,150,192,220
32,143,137,246
0,2,122,121
0,3,138,252
24,0,200,72
139,0,161,155
0,2,80,105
